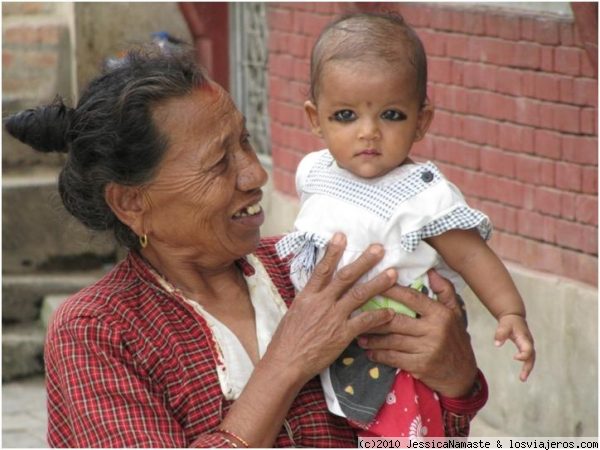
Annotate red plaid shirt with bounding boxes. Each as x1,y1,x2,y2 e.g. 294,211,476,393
45,236,487,447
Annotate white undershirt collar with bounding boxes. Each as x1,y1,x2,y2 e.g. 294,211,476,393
181,254,289,400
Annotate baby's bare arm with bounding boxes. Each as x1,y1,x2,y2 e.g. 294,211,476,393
426,229,524,320
427,229,536,381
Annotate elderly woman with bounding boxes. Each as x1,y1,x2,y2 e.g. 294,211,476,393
5,47,486,448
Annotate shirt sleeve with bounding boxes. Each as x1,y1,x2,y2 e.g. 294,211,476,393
439,369,489,437
45,316,232,448
395,163,492,253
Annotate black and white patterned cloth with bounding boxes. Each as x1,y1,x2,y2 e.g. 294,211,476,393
304,152,444,221
400,206,491,252
276,150,492,265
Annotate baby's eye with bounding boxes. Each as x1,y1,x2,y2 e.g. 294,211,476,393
381,110,407,121
332,110,356,122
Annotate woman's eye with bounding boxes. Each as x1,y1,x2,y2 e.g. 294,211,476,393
381,110,407,121
332,110,356,122
215,152,229,168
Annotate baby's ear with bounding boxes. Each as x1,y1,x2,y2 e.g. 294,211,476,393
304,100,322,137
415,103,435,142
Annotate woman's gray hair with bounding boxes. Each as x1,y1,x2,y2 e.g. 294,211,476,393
4,45,208,249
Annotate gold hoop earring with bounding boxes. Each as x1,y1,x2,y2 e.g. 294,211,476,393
139,234,148,248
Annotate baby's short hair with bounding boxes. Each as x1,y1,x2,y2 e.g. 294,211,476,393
309,11,427,107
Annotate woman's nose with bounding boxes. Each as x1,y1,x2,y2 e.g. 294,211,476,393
235,150,268,191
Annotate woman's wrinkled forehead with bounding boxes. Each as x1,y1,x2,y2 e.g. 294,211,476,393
152,83,236,130
151,84,243,159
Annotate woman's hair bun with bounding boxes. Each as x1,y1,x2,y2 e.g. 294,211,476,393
4,96,73,153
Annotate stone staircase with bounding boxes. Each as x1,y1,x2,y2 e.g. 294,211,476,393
2,3,119,382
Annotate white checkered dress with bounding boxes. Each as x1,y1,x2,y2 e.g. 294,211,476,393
276,231,328,261
304,152,443,221
276,150,492,277
400,206,492,252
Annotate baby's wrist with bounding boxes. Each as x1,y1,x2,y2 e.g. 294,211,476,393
498,311,526,321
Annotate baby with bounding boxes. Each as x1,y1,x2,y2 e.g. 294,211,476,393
276,12,535,438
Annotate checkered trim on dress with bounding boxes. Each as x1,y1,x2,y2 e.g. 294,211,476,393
276,231,328,280
304,152,442,221
400,206,492,252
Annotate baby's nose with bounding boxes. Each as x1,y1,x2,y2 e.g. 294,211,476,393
358,118,381,140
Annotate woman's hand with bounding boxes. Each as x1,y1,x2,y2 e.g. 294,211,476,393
358,269,478,398
265,233,398,384
221,233,398,447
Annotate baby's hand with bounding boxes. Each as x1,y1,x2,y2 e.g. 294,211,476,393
494,314,535,382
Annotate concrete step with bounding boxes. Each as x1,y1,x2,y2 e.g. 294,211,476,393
3,290,86,382
2,322,45,381
3,171,118,274
40,294,69,329
3,271,107,324
2,375,48,448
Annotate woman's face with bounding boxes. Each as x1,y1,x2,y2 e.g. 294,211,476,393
142,84,268,267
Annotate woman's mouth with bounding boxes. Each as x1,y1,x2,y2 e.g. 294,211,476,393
232,202,265,227
233,202,262,218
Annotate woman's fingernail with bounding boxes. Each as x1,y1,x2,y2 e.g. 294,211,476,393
385,268,397,281
369,244,384,256
332,233,343,245
357,337,368,348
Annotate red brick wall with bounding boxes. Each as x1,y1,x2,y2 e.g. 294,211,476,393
2,3,68,103
266,2,598,286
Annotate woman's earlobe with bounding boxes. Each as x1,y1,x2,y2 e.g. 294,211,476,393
104,183,146,236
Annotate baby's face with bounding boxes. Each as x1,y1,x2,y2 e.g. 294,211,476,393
306,61,432,179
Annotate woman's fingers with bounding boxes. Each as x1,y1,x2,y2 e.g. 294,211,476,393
364,310,424,337
347,309,395,338
364,349,421,374
357,274,479,397
376,270,460,318
336,267,398,317
326,244,386,299
302,233,346,293
275,238,398,380
357,333,422,354
380,284,432,316
427,269,462,318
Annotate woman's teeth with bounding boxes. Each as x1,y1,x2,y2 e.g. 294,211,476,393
233,203,262,218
